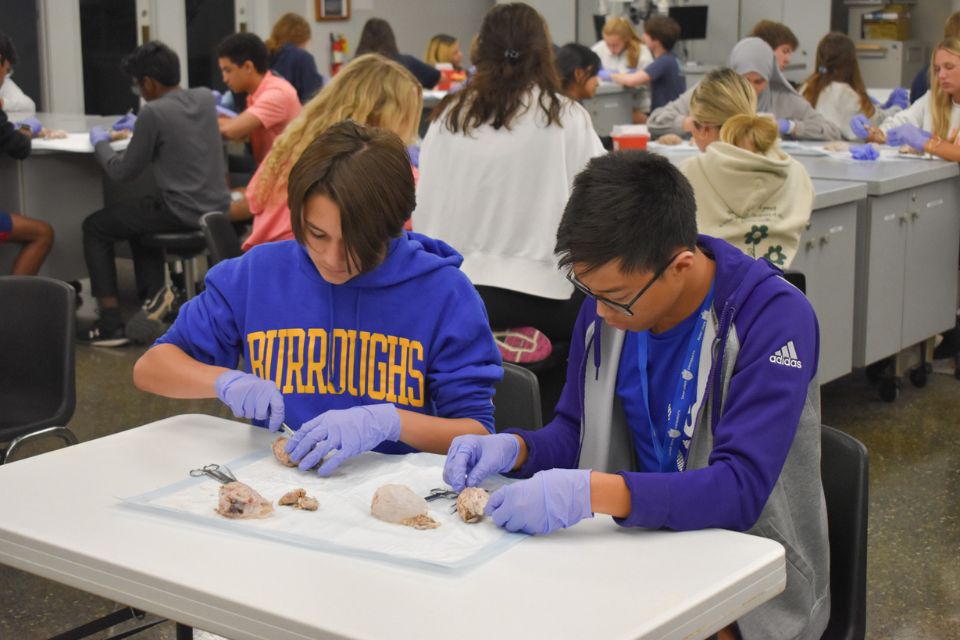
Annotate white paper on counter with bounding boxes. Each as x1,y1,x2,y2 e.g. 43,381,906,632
31,133,131,154
120,450,524,572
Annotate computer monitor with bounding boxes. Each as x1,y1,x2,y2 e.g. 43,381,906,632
668,6,709,41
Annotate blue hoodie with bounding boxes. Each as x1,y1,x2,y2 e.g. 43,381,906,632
157,232,503,453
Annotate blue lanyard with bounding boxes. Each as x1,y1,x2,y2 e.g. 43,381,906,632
636,283,714,472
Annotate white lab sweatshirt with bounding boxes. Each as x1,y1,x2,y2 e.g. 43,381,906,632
414,91,606,299
591,40,654,112
804,81,900,140
879,91,960,139
0,78,36,115
680,141,814,268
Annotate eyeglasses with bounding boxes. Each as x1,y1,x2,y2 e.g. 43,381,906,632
566,251,685,316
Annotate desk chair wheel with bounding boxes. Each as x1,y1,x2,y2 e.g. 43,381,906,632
909,365,929,388
878,379,899,403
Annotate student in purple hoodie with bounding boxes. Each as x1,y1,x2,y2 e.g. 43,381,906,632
443,151,829,640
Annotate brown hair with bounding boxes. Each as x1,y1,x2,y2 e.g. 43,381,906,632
749,20,799,51
435,3,562,134
946,11,960,38
265,13,311,54
602,17,642,68
802,32,874,118
287,120,414,275
644,15,681,52
355,18,399,58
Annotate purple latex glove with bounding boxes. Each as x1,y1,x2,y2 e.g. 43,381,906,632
216,104,238,118
886,123,932,152
211,89,222,104
16,117,41,137
407,144,420,168
285,404,401,476
869,95,879,105
443,433,520,492
850,144,879,161
486,469,594,535
112,112,137,131
214,370,285,432
597,68,613,82
89,126,111,146
850,114,871,139
882,87,909,110
778,118,793,136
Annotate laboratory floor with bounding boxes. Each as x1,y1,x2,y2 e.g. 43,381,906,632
1,341,959,638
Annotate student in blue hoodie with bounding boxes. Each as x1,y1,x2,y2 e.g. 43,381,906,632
443,152,829,640
133,121,502,475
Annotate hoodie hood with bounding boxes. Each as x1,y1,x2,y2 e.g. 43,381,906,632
693,141,793,218
728,37,799,112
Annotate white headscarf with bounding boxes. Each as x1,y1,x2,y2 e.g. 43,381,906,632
727,37,798,112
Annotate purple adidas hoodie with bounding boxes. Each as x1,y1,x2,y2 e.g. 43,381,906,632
507,234,820,532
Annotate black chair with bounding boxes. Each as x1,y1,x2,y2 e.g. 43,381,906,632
820,425,869,640
0,277,78,464
200,210,243,266
141,230,208,298
784,269,806,294
493,363,543,433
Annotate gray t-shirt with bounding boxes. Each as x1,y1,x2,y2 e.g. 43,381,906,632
95,87,230,226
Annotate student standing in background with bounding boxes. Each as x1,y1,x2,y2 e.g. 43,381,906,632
355,18,440,89
265,12,324,104
610,15,686,113
591,17,653,119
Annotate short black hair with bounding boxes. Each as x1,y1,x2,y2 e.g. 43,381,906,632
555,43,601,88
0,32,17,66
556,151,698,274
121,41,180,87
217,32,269,73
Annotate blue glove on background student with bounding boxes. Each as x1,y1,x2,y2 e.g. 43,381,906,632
777,118,793,136
443,433,520,492
89,126,111,146
286,404,401,476
16,117,42,137
407,144,420,168
850,114,871,139
597,68,613,82
216,105,238,118
850,144,879,161
886,123,932,152
486,469,593,535
882,87,909,110
112,113,137,131
215,370,284,432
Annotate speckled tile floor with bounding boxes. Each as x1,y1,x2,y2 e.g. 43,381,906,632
2,316,959,638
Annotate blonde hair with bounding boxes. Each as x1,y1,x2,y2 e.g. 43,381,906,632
265,13,311,54
930,38,960,140
254,54,422,207
690,68,778,154
602,17,641,68
425,34,459,67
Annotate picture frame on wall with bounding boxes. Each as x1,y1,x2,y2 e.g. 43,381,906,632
315,0,350,21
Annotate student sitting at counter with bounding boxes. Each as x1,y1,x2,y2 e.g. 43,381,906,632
425,34,464,70
648,37,842,141
681,68,813,268
802,32,905,141
609,15,686,113
0,33,35,115
864,37,960,162
265,12,324,104
356,18,440,90
591,17,653,117
748,20,798,72
910,11,960,105
556,43,601,102
79,41,230,346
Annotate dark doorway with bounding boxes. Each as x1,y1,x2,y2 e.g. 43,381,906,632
79,0,138,115
186,0,235,91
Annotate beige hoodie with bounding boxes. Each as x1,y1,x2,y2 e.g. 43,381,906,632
679,141,814,268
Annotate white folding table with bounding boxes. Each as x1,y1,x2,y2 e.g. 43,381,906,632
0,414,786,640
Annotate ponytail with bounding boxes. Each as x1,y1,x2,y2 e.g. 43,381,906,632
720,114,779,154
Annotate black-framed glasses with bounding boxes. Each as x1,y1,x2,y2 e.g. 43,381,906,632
566,251,685,316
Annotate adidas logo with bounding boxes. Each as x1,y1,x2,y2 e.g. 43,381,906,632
769,340,803,368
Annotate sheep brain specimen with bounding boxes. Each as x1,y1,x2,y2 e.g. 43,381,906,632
216,481,274,519
456,487,489,523
272,437,298,467
371,484,439,529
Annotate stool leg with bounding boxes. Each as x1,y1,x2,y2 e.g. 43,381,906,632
184,256,197,298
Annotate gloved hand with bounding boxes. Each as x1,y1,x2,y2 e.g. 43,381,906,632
485,469,593,535
597,68,613,82
443,433,520,492
882,87,909,110
777,118,793,136
886,123,932,152
285,404,401,476
16,117,42,137
406,144,420,168
89,126,111,146
112,112,137,131
850,114,871,139
216,104,238,118
850,143,879,161
211,89,222,104
214,370,285,432
869,94,879,105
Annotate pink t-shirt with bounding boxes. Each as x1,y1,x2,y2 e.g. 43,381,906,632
246,72,301,163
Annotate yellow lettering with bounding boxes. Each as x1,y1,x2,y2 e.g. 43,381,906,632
367,333,388,401
332,328,349,395
345,329,358,397
247,331,266,379
284,328,306,394
305,328,327,394
358,331,372,397
262,330,277,384
387,336,410,405
274,329,287,387
407,340,425,407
